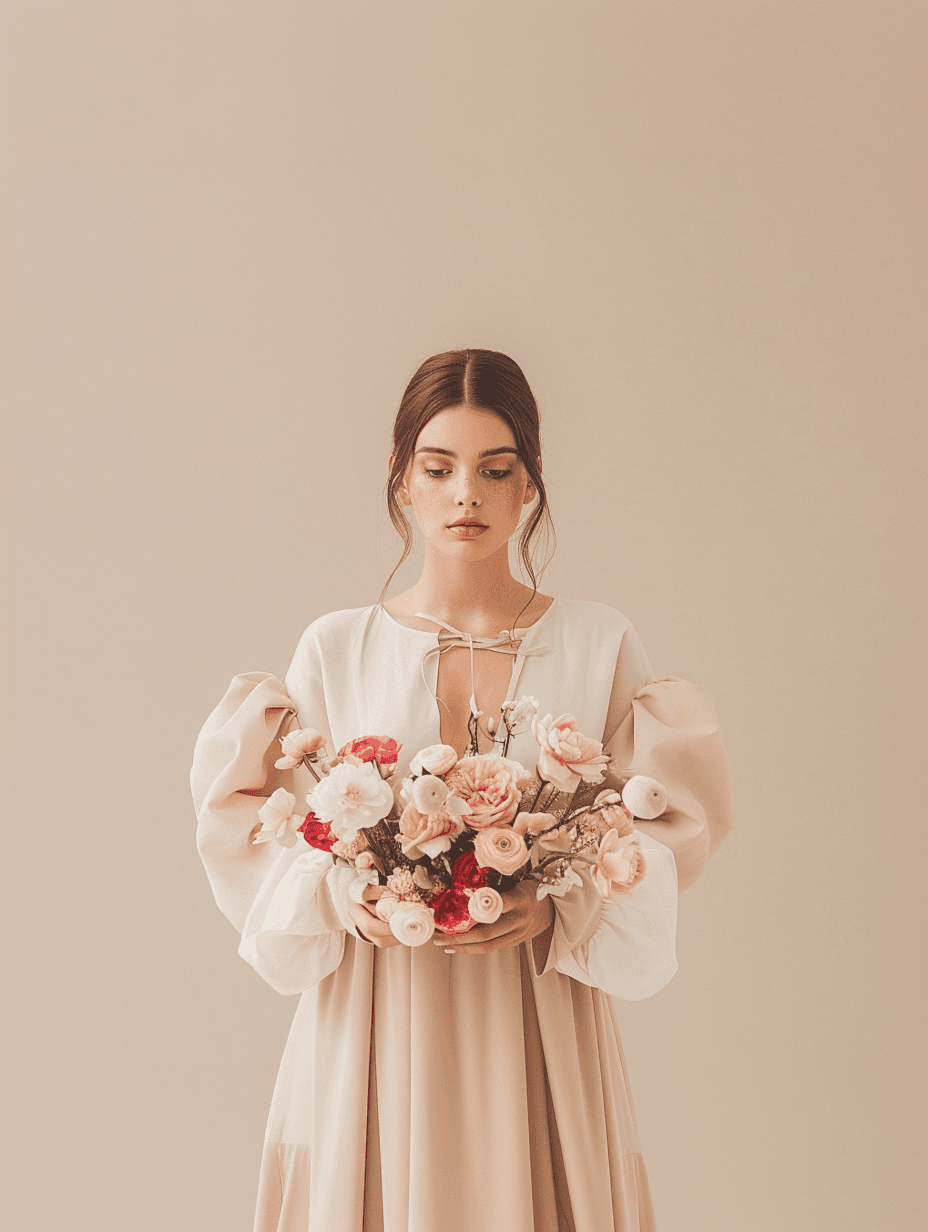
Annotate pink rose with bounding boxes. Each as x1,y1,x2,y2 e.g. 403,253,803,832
275,727,327,769
473,826,529,877
398,801,465,860
531,713,611,794
592,828,646,898
444,754,525,829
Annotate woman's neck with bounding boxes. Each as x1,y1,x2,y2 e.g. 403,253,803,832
385,549,547,636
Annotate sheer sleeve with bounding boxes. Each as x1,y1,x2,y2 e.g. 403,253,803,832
531,615,733,1000
190,665,366,996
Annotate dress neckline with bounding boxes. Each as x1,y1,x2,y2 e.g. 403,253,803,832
374,596,559,639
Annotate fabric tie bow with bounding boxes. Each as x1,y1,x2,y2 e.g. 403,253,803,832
414,611,550,721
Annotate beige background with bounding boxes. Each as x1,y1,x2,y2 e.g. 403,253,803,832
7,2,925,1230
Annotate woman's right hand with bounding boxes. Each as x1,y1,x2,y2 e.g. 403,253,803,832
347,883,403,948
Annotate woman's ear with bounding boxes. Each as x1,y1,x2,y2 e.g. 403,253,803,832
523,459,541,504
389,455,410,505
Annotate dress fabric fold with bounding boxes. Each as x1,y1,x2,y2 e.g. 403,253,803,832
191,597,734,1231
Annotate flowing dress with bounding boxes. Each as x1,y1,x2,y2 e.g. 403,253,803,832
190,597,734,1232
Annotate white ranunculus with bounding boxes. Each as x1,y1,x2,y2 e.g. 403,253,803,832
620,775,668,820
409,744,458,777
468,886,504,924
308,760,395,843
389,903,436,946
411,774,450,815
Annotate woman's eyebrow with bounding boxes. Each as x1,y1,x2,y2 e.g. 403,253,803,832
413,446,519,458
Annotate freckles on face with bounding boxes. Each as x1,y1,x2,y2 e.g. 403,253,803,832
398,406,538,546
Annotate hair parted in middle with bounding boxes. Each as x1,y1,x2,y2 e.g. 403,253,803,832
378,348,556,616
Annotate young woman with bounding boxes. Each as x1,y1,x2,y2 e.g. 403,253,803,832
191,348,734,1232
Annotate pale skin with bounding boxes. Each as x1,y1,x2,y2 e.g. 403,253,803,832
346,403,556,956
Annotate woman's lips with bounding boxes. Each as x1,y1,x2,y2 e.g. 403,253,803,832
448,523,488,537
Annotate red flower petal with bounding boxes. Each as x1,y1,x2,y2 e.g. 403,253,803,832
451,850,487,891
337,736,400,765
432,888,476,934
298,813,337,852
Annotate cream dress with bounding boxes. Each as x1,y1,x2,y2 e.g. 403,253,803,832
190,597,734,1232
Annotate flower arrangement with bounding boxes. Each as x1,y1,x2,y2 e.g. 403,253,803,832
251,698,668,947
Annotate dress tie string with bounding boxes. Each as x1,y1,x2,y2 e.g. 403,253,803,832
414,611,550,736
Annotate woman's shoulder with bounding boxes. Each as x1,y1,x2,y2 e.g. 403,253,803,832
292,604,374,649
551,595,638,633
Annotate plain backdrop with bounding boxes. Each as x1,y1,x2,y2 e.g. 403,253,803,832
6,3,925,1230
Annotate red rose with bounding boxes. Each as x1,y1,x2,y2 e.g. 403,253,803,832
298,812,337,852
451,850,487,891
337,736,400,766
431,887,476,934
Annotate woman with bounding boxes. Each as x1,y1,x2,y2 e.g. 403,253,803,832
191,348,734,1232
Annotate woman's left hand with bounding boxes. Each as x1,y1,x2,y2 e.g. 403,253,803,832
436,880,555,954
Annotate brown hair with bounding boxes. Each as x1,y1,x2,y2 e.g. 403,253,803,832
377,348,556,623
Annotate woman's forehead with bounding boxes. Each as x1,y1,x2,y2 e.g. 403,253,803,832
415,405,516,453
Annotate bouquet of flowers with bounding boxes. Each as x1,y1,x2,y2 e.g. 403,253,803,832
251,695,668,947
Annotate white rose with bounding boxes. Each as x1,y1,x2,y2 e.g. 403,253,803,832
389,903,436,946
468,886,504,924
308,760,395,842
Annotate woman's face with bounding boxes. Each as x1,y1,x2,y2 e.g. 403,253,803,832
391,405,539,560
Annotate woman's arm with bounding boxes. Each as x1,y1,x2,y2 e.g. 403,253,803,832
191,667,370,995
441,615,733,1000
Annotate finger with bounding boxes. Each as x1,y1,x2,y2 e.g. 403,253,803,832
451,899,533,944
348,902,396,942
448,926,528,954
446,918,526,949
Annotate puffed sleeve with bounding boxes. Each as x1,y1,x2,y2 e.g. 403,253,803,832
531,615,733,1000
190,666,367,996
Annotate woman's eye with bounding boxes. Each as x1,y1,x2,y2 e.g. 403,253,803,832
422,468,513,480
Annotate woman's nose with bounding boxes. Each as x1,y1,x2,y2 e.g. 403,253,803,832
454,476,482,506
